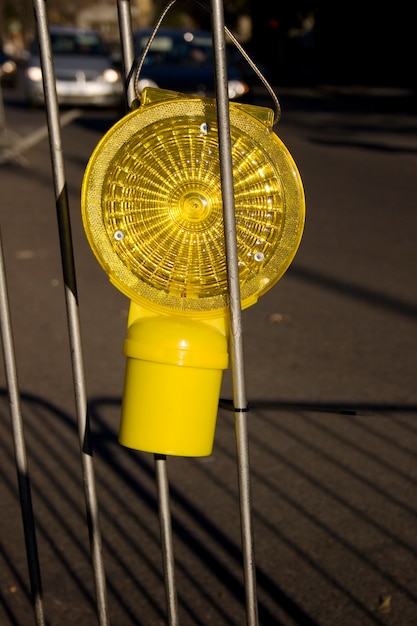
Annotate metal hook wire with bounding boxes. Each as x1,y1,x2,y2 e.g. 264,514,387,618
127,0,281,124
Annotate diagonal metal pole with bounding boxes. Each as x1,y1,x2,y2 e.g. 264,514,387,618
0,227,46,626
30,2,110,624
116,3,180,623
210,1,259,624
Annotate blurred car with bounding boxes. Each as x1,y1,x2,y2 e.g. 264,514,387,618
0,50,18,88
23,25,123,107
132,28,249,100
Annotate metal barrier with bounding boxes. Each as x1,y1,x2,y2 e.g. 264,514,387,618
1,1,261,624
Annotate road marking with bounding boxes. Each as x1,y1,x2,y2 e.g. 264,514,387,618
0,108,83,165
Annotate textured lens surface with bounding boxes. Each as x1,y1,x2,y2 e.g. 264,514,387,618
82,93,305,315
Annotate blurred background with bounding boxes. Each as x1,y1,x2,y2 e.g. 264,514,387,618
1,0,416,88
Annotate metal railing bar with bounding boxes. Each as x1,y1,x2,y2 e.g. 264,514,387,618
116,0,137,110
155,454,180,626
0,228,46,626
30,1,110,624
210,0,259,624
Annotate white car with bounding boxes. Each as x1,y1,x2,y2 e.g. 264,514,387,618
24,25,123,107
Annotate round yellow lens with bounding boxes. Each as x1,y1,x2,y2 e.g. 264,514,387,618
81,88,305,316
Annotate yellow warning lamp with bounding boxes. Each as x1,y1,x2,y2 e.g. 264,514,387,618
81,87,305,456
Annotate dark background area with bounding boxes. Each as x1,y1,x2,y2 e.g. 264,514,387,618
249,2,416,87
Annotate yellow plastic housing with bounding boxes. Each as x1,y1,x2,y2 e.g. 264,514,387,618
119,312,228,456
81,87,305,317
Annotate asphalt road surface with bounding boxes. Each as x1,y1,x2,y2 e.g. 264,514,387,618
0,78,417,625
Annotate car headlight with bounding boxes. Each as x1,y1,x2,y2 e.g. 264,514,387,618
228,80,249,99
26,66,43,82
102,68,120,84
2,60,17,75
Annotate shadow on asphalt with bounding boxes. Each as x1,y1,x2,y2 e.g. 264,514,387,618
1,388,416,625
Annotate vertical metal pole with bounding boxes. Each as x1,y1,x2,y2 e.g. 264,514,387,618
0,229,46,626
116,5,180,623
116,0,137,110
210,2,259,624
30,2,110,624
155,455,179,626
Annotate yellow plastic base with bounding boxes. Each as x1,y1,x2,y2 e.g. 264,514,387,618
118,305,229,456
119,358,224,456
